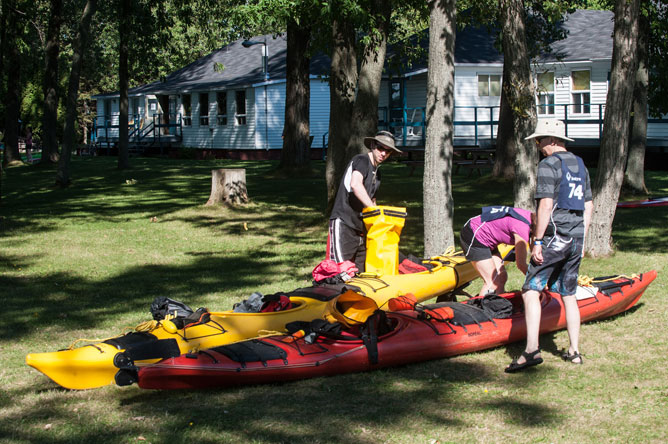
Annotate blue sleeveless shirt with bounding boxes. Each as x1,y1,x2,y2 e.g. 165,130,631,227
553,152,586,211
481,206,531,226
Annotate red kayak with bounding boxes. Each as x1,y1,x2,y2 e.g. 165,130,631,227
617,197,668,208
137,271,656,390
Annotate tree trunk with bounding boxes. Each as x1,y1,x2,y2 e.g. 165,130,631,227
325,5,357,213
423,0,457,257
2,12,21,166
344,0,391,165
623,11,648,195
206,169,249,205
279,19,311,172
492,59,516,179
82,100,89,144
0,0,7,96
41,0,63,164
499,0,537,210
117,0,130,170
587,0,640,257
0,0,10,202
56,0,96,187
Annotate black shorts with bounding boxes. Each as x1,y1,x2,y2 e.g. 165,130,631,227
522,235,584,295
459,221,499,262
329,218,366,271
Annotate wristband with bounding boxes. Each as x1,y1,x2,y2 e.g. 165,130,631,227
534,239,543,246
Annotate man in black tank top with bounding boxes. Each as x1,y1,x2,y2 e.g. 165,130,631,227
506,119,593,373
329,131,402,271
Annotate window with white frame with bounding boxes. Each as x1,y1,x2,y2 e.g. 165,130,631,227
199,93,209,126
182,94,192,126
536,72,555,115
478,74,501,97
571,70,590,114
217,91,227,125
235,90,247,125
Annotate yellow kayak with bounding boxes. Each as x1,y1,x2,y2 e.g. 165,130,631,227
26,251,480,390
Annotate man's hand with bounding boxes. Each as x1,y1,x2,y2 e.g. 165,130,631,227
531,244,543,265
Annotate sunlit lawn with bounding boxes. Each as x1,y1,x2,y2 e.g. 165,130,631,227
1,156,666,444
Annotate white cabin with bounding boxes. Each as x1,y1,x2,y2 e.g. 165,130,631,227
92,10,667,157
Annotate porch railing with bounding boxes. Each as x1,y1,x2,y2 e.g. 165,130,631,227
93,113,183,144
378,103,668,146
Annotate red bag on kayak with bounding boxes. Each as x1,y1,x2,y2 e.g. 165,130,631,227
260,294,292,312
312,260,358,282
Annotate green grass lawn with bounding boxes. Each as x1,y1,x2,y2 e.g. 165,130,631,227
1,157,667,444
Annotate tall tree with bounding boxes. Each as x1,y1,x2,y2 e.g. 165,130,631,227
647,0,668,118
492,59,516,179
325,0,358,209
326,0,392,211
279,18,312,172
499,0,537,210
344,0,391,157
279,10,314,172
56,0,96,186
586,0,640,257
623,8,649,195
117,0,130,169
228,0,318,173
41,0,63,164
2,1,22,166
423,0,457,256
489,1,568,181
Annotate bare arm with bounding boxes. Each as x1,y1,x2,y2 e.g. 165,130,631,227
583,200,593,236
582,199,593,256
350,170,375,208
513,233,529,274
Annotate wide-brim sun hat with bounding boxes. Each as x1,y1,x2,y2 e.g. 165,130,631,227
364,130,403,153
525,119,574,142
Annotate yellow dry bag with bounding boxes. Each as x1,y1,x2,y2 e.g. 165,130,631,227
362,205,407,276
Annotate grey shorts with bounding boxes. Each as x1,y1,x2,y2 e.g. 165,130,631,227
522,235,584,295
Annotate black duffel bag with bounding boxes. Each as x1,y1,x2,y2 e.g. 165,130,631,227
150,297,195,321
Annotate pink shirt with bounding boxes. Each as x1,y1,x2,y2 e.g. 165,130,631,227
468,208,531,248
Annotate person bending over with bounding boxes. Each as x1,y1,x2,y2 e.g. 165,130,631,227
460,206,532,296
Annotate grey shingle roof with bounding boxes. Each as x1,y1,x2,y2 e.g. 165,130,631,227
95,10,613,98
95,34,330,98
545,9,614,62
397,9,613,73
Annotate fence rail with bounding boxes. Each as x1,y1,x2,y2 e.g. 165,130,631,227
379,104,668,147
93,113,183,144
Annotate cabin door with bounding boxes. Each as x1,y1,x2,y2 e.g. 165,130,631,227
158,95,170,134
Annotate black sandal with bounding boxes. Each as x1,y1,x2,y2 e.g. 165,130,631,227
505,349,543,373
562,350,583,364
